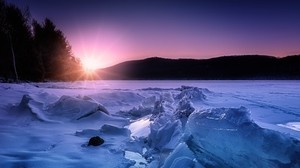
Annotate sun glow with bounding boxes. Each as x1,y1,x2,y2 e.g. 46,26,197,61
80,56,102,80
81,56,101,73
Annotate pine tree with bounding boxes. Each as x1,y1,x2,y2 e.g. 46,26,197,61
1,0,83,81
33,18,83,81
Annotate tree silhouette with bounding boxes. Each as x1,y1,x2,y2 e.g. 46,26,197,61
33,18,83,81
1,0,83,82
0,0,16,80
8,29,18,81
1,1,44,81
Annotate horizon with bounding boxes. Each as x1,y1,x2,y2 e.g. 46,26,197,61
99,54,299,69
7,0,300,68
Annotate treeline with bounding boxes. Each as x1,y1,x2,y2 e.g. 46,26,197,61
99,55,300,80
0,0,83,82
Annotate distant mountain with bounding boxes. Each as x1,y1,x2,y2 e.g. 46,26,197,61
98,55,300,80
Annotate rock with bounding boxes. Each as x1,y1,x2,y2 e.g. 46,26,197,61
88,136,104,146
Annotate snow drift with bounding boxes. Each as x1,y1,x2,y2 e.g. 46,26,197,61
8,94,109,124
46,95,108,122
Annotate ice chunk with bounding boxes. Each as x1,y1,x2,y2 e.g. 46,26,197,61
128,115,151,138
29,92,59,107
75,129,101,137
123,93,174,119
100,124,131,136
176,86,207,101
150,95,174,120
75,124,131,138
163,142,204,168
77,95,109,115
186,107,300,168
127,106,153,118
8,94,51,123
278,122,300,132
148,115,182,151
141,96,157,107
46,95,108,122
160,92,175,104
124,150,147,168
174,97,195,126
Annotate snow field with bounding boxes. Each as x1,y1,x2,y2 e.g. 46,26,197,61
0,81,300,167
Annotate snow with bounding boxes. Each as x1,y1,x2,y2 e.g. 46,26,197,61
278,122,300,132
128,116,151,138
162,143,204,168
124,150,147,168
0,80,300,167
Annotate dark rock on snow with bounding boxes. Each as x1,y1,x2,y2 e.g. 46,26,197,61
88,136,104,146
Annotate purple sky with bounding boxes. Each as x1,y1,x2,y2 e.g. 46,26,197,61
7,0,300,68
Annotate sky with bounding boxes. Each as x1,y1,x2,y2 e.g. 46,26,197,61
7,0,300,68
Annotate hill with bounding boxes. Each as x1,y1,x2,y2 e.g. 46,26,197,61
98,55,300,80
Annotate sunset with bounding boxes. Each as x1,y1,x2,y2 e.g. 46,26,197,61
6,0,300,68
1,0,300,167
81,56,102,72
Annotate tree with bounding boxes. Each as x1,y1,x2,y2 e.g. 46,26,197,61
0,0,83,81
0,0,15,80
33,18,83,81
0,1,43,81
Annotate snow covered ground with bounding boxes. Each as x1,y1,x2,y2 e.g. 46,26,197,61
0,80,300,167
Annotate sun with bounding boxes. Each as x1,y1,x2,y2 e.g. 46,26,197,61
80,56,101,80
81,57,100,73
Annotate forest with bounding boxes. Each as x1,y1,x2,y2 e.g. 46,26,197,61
0,0,83,82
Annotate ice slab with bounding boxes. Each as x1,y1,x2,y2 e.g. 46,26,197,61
186,107,300,168
128,115,151,138
278,122,300,132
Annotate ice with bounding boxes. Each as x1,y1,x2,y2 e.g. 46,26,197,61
175,86,207,101
148,116,182,151
100,124,131,136
28,92,59,106
45,96,107,123
46,95,108,121
128,115,151,138
124,150,147,168
126,105,153,119
162,142,204,168
6,94,110,124
7,94,51,124
186,107,300,168
89,91,144,114
1,81,300,167
278,122,300,132
174,97,195,126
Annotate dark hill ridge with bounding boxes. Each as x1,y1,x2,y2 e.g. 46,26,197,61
98,55,300,80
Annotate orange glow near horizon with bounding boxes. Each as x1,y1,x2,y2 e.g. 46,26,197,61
79,55,102,80
81,56,101,73
70,26,132,69
70,24,300,70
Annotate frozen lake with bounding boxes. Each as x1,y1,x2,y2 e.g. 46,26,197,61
0,80,300,167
